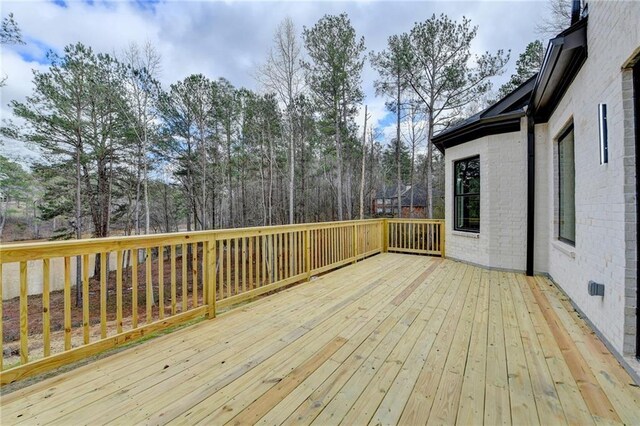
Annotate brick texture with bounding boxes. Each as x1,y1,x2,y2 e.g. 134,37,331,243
444,1,640,356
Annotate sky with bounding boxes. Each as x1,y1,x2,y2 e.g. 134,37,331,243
0,0,551,165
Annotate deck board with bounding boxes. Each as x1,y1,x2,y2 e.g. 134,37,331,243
2,253,639,425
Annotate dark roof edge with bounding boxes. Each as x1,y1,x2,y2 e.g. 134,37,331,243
531,17,588,122
433,110,525,153
432,75,536,153
483,74,538,118
432,15,588,153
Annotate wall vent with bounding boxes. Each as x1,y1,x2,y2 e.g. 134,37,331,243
588,280,605,296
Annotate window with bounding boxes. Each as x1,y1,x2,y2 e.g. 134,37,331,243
558,126,576,245
454,156,480,232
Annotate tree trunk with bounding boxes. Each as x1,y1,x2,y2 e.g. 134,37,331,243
426,113,434,219
143,128,150,235
409,105,416,218
226,120,234,228
289,116,295,224
260,130,268,226
135,143,142,235
359,105,368,219
268,124,274,226
396,71,402,219
201,133,207,230
163,181,170,233
0,200,6,239
300,125,307,223
75,142,82,307
335,100,343,221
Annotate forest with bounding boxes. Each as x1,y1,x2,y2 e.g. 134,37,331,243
0,8,554,243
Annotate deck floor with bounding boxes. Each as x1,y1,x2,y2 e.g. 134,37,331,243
2,253,640,425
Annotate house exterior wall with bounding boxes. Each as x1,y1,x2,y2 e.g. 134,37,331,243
443,2,639,357
444,129,528,271
537,1,640,356
534,123,551,274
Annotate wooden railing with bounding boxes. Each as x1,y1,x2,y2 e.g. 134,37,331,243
0,218,442,384
385,219,445,257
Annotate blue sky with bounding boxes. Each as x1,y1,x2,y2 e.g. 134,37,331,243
1,0,551,163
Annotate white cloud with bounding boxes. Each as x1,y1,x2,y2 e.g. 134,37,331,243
1,0,546,161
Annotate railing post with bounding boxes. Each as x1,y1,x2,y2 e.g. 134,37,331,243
305,228,311,281
207,237,217,318
352,223,358,263
382,219,389,253
440,221,446,258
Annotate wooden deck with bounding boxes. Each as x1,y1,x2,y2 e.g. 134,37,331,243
1,253,639,425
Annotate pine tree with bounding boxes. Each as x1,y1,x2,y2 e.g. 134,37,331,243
302,13,366,220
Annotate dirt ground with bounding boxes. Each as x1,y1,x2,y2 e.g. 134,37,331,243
1,246,299,368
1,250,210,367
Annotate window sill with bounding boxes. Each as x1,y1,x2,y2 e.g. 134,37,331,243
552,240,576,259
451,230,480,239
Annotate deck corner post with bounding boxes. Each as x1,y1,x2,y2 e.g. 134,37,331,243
352,223,358,263
382,219,389,253
207,237,217,319
440,221,446,258
305,228,311,281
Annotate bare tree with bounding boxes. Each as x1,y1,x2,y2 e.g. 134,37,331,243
256,17,305,224
536,0,573,38
120,42,162,236
371,35,411,219
402,99,427,217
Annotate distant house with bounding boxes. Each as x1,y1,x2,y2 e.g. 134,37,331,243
433,1,640,365
372,185,428,217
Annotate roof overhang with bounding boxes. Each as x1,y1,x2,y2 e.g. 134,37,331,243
531,17,588,122
432,75,536,153
432,16,588,153
433,110,525,153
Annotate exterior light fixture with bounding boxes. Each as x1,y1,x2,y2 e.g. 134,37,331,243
598,103,608,164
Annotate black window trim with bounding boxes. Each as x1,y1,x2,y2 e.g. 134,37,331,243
453,155,480,233
558,123,576,246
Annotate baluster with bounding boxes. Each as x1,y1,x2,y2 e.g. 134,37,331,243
63,257,71,351
192,243,198,308
116,251,123,334
242,237,247,293
82,255,90,343
42,259,50,358
170,246,176,316
158,245,164,319
100,253,107,339
146,248,153,323
132,249,139,328
182,244,188,310
20,261,28,363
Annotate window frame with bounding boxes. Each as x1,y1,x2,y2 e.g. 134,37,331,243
453,155,481,233
557,124,576,246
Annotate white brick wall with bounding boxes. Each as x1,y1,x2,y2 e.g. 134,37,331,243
445,129,528,271
539,1,640,355
534,123,550,274
444,2,640,356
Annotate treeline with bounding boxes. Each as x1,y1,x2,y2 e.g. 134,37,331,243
1,12,518,243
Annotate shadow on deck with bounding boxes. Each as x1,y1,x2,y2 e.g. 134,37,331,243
1,253,639,425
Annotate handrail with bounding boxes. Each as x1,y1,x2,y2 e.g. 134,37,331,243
0,218,443,385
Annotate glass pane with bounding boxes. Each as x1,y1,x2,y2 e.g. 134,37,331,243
454,195,480,231
464,159,480,194
558,128,575,243
455,157,480,195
